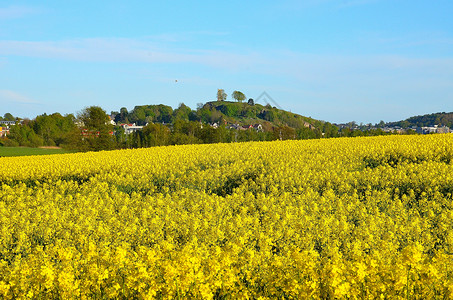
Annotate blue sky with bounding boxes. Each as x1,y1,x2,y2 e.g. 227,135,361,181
0,0,452,124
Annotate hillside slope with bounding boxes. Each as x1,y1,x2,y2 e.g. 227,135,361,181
200,101,316,129
389,112,453,128
116,101,338,136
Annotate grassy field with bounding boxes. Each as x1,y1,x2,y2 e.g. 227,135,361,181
0,146,73,157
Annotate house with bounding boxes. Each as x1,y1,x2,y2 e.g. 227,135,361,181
74,120,84,128
253,124,263,132
303,122,311,128
227,123,263,132
243,124,263,132
0,126,9,137
227,123,241,130
0,120,15,126
436,126,451,134
108,116,116,126
120,123,144,135
416,125,451,134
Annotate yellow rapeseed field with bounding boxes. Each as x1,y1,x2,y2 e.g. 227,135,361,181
1,134,453,299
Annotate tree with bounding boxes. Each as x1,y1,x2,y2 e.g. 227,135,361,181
217,89,227,101
142,123,170,147
6,119,44,147
156,105,173,123
400,120,410,129
173,103,193,121
273,126,296,141
232,91,246,103
3,113,15,121
77,106,114,151
322,122,339,138
79,106,109,130
114,107,129,124
260,109,275,122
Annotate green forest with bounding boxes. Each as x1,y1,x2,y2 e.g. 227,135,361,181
1,101,399,152
388,112,453,128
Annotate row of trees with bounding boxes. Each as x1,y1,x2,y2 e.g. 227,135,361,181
390,112,453,128
120,121,326,149
1,102,403,152
112,120,398,148
217,89,247,103
0,106,329,151
1,113,76,148
0,107,117,150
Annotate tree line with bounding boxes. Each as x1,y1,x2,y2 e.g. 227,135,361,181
1,102,401,152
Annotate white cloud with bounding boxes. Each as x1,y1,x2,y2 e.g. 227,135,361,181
362,31,453,51
0,5,41,19
0,37,452,124
1,37,451,78
0,38,265,72
0,90,39,104
1,38,452,105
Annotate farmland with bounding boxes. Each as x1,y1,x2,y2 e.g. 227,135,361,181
0,147,72,157
1,134,453,298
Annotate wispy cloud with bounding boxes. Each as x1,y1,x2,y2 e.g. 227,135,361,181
272,51,453,122
0,90,39,104
0,5,41,19
1,37,452,123
1,37,452,75
0,38,264,71
1,37,452,79
363,31,453,50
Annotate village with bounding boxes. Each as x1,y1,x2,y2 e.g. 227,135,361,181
1,117,452,139
112,120,264,135
0,118,266,138
336,123,452,135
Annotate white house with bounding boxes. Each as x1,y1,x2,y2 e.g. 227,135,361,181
121,123,144,135
415,125,451,134
0,120,15,126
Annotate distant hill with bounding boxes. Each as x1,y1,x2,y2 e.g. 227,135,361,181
389,112,453,128
113,101,339,137
200,101,319,129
